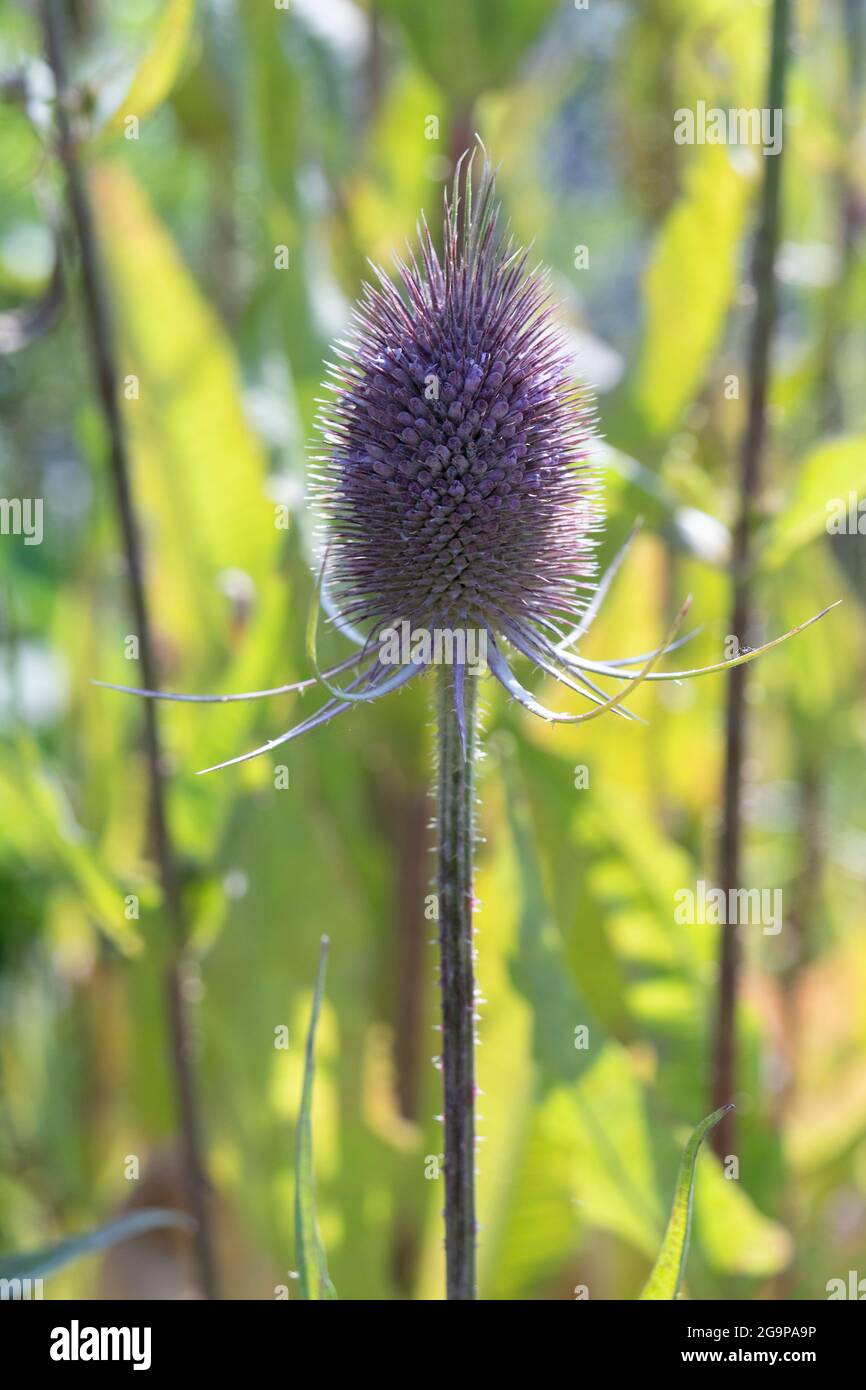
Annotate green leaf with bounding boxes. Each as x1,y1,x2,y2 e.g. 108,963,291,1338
693,1151,792,1277
0,736,143,956
376,0,559,104
499,737,595,1090
565,1045,663,1260
602,446,730,566
760,434,866,569
484,1097,584,1300
90,160,276,661
101,0,196,138
631,147,753,441
639,1104,732,1300
294,935,337,1300
0,1209,192,1282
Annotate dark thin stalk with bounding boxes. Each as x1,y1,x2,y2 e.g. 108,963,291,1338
436,667,478,1300
42,0,219,1297
711,0,791,1159
817,0,865,434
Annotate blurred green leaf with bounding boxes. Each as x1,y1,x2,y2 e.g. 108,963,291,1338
101,0,197,139
0,739,142,956
693,1149,792,1278
557,1043,663,1260
294,935,337,1301
0,1208,192,1281
377,0,559,104
760,434,866,569
90,160,277,664
639,1105,731,1300
632,147,753,441
485,1097,583,1300
603,446,730,566
500,737,596,1089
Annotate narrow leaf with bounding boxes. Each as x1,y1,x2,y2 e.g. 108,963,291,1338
0,1209,193,1282
101,0,196,138
295,935,337,1300
639,1104,733,1300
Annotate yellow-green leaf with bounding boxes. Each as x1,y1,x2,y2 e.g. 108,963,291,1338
694,1150,793,1277
102,0,196,138
639,1105,731,1299
632,148,754,440
90,160,276,665
295,936,337,1300
761,435,866,569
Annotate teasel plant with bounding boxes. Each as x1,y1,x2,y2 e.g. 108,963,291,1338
98,150,837,1301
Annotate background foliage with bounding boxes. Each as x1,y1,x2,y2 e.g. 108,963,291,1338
1,0,865,1300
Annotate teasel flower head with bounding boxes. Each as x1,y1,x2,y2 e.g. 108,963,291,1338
95,151,838,770
313,153,600,663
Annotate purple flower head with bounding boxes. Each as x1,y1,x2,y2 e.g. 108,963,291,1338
313,154,601,650
95,153,838,770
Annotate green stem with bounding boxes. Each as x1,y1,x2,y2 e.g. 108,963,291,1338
436,666,478,1300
